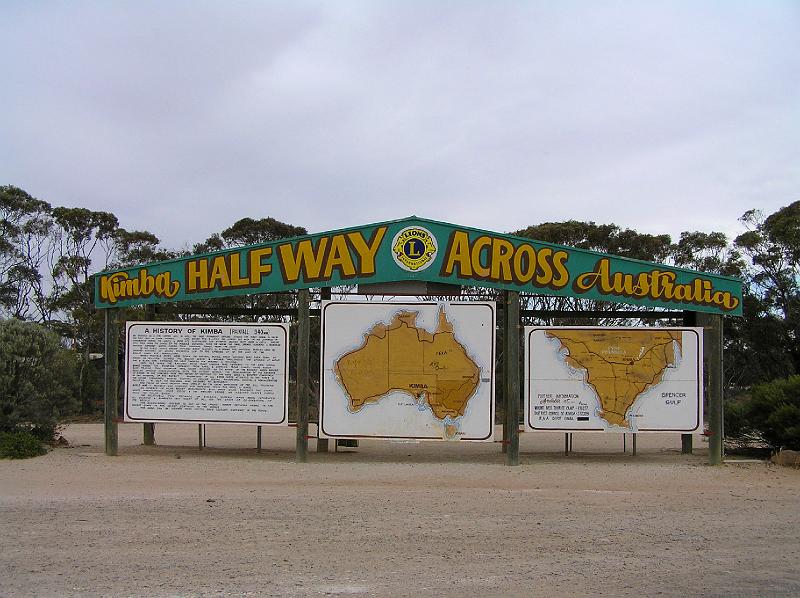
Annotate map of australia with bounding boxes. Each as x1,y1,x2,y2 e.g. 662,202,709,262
334,307,481,428
545,329,682,428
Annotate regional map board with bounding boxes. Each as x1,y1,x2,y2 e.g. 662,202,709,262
525,327,703,433
125,322,289,425
320,301,496,441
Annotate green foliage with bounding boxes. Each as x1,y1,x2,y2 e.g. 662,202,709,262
729,202,800,388
0,186,54,319
728,376,800,451
724,294,795,388
0,319,80,437
220,217,306,246
672,231,743,277
192,216,307,254
747,376,800,450
183,217,308,322
724,398,753,442
514,220,673,263
112,229,175,268
0,430,46,459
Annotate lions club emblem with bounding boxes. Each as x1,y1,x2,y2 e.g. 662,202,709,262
391,226,438,272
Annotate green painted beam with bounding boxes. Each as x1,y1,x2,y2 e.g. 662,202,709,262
93,216,743,316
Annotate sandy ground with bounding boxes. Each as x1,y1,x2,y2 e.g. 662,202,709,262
1,424,799,598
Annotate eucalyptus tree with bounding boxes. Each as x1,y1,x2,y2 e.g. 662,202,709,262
728,202,800,387
512,220,674,326
0,186,55,321
182,216,308,322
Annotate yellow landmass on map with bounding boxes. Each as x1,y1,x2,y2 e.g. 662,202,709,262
334,308,480,420
546,330,682,428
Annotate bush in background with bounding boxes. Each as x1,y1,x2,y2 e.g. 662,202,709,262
747,376,800,451
0,319,80,442
0,430,46,458
726,376,800,451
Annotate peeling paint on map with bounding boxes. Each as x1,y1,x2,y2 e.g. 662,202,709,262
320,301,496,441
525,327,703,433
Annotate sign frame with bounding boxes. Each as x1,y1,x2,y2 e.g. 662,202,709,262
525,326,704,433
124,321,289,426
319,300,497,442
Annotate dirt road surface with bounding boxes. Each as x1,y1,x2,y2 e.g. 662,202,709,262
1,424,798,597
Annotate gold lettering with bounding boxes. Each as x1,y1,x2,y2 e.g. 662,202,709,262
248,247,272,285
324,235,356,278
551,251,569,288
122,277,139,297
490,238,514,282
722,294,740,311
673,283,691,301
156,272,180,298
441,231,472,277
229,253,249,287
471,236,492,278
535,247,553,285
208,255,231,289
347,227,386,276
99,272,122,303
278,237,329,283
187,259,208,292
513,244,537,284
573,259,607,293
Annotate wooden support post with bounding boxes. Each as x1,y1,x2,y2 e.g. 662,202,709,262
632,433,637,456
143,423,155,445
103,309,119,456
198,424,203,450
144,304,156,446
296,288,310,463
569,433,573,452
681,434,693,455
257,426,262,453
499,300,508,454
504,290,520,466
706,313,724,465
564,433,569,456
623,434,627,453
681,310,696,454
317,287,330,454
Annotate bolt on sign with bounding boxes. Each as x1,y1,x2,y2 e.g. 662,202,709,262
95,216,743,315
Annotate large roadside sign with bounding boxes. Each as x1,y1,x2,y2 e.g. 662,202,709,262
96,216,742,316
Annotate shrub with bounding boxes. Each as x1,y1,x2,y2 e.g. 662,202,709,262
729,376,800,451
0,319,80,440
0,430,46,459
725,398,752,439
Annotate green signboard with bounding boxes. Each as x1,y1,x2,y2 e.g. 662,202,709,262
94,216,743,316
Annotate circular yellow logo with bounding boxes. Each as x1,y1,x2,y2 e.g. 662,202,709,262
391,226,438,272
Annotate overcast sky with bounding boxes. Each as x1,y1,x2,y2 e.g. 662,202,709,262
1,1,798,250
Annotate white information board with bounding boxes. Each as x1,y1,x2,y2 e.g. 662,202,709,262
525,327,703,433
320,301,496,441
125,322,288,425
